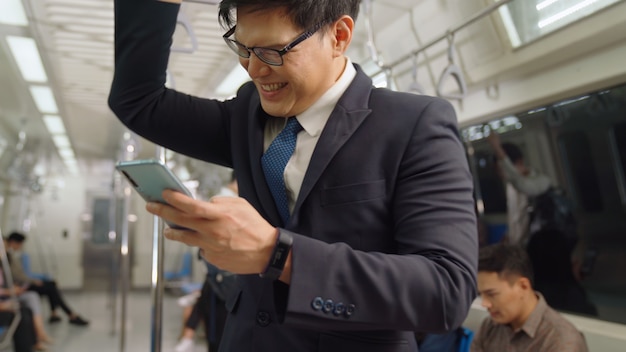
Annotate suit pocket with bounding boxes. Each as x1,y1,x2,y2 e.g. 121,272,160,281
321,180,386,206
318,332,410,352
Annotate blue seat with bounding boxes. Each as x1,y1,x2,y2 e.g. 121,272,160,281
21,253,51,281
418,327,474,352
164,251,193,281
457,327,474,352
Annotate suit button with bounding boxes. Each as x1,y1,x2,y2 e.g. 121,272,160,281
322,299,334,313
333,302,345,316
311,297,324,311
345,304,356,317
256,311,271,327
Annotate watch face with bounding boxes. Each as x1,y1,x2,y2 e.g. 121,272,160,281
260,231,293,280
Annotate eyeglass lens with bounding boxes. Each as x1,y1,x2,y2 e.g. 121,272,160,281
227,40,283,65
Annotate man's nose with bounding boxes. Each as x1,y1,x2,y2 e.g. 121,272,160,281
245,54,270,79
480,297,491,309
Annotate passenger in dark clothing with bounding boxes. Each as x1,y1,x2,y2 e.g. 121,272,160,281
0,306,37,352
526,228,597,316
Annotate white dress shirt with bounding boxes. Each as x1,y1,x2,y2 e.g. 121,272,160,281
263,58,357,214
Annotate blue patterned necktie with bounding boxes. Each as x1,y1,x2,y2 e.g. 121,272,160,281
261,117,303,223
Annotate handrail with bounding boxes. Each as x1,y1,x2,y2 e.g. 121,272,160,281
436,32,468,100
369,0,514,78
407,52,426,94
171,12,198,54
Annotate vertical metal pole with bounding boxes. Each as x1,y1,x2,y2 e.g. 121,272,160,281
150,147,167,352
119,185,131,352
109,173,122,336
118,131,140,352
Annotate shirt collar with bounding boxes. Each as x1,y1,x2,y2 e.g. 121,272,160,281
520,292,549,338
296,57,357,137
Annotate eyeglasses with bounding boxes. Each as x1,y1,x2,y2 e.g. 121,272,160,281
222,23,323,66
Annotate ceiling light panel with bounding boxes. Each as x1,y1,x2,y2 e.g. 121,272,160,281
53,134,71,148
0,0,29,26
43,115,67,134
6,36,48,82
29,85,59,114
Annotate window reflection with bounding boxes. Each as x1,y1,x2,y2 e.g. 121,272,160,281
463,82,626,324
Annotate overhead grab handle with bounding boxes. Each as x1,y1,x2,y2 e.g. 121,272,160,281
171,12,198,54
436,32,467,101
363,0,382,67
407,53,426,95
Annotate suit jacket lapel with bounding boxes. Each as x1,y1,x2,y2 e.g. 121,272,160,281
292,67,373,220
247,92,284,225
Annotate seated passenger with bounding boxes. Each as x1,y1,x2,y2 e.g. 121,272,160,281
6,232,89,326
471,243,588,352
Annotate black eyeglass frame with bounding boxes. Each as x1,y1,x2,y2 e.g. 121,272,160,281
222,23,324,66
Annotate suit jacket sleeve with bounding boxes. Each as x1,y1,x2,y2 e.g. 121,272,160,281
108,0,235,167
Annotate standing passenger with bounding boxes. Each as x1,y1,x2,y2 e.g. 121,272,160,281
486,132,551,246
108,0,478,351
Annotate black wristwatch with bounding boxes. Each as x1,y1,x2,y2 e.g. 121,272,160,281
259,230,293,280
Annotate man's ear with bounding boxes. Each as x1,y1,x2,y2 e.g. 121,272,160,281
331,16,354,56
517,276,532,291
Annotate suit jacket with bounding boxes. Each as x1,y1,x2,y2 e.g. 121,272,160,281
109,1,478,351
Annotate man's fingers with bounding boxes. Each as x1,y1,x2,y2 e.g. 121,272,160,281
163,227,201,247
161,189,222,220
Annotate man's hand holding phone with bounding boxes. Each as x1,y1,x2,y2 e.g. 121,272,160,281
145,190,285,280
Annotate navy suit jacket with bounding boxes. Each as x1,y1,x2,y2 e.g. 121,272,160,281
109,1,478,351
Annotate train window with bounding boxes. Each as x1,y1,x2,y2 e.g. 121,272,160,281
558,131,604,212
497,0,622,48
464,82,626,325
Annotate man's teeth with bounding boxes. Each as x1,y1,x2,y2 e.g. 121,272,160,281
262,83,286,92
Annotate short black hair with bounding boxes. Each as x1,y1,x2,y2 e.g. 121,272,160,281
218,0,361,31
7,232,26,243
501,143,524,164
478,243,534,286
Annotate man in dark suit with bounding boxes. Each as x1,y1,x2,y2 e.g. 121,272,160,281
109,0,478,351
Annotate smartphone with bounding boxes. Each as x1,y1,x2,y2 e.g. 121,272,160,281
115,159,193,230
